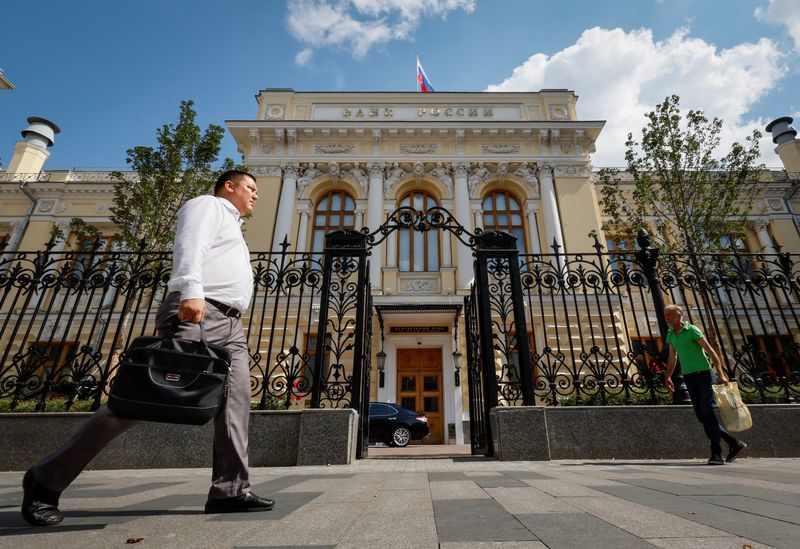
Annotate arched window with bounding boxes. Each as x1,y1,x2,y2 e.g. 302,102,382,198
398,190,439,272
311,190,355,254
482,190,527,255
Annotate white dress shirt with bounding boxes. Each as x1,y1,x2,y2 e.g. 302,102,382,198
167,195,253,312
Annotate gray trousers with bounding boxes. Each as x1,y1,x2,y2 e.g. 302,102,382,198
31,293,252,500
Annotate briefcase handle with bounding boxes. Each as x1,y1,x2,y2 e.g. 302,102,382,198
156,320,226,362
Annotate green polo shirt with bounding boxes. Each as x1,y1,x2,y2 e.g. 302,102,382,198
666,321,712,374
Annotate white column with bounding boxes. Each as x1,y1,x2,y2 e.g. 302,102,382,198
472,207,483,231
538,164,565,260
385,206,397,268
453,162,473,289
272,163,299,250
295,206,310,252
5,221,25,253
366,163,385,289
441,223,452,267
50,220,73,253
754,219,773,252
355,208,365,230
525,202,542,255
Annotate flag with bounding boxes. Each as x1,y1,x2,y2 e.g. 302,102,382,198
416,57,434,92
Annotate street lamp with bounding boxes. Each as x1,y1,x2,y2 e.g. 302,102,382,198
376,350,386,388
453,310,462,387
452,349,463,387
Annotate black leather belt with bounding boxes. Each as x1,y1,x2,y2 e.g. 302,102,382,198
205,298,241,319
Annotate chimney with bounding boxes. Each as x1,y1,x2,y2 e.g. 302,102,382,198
5,116,60,174
766,116,800,173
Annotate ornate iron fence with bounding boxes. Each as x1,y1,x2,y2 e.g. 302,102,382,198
496,236,800,407
0,237,363,412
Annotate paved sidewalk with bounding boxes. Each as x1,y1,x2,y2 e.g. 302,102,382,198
1,453,798,548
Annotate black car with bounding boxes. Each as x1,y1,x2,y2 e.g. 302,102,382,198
368,402,430,447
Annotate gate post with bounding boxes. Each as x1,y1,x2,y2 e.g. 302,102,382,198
636,229,690,404
473,231,535,456
312,229,371,457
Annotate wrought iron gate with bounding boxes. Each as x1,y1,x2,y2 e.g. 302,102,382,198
363,207,532,456
311,229,372,458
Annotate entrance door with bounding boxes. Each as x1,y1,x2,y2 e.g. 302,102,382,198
396,348,443,444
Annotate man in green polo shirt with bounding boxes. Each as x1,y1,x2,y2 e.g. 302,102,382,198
663,304,747,465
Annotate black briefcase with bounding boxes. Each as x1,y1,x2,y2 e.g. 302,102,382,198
108,323,231,425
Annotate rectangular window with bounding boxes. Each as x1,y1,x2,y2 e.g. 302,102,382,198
605,234,637,271
629,335,664,376
746,334,798,377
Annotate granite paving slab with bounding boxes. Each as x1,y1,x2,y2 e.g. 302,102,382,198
484,487,578,514
439,542,548,549
471,475,530,488
700,466,800,485
644,536,776,549
521,478,609,497
559,495,727,538
430,480,491,500
434,499,537,542
692,494,800,525
595,484,800,549
515,512,658,549
235,501,369,547
428,471,469,481
62,481,187,498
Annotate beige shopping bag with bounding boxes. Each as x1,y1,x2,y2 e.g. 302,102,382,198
713,382,752,432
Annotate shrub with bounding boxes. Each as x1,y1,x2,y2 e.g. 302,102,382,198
554,388,671,406
0,397,96,413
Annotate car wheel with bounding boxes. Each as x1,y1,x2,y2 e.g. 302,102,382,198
391,425,411,448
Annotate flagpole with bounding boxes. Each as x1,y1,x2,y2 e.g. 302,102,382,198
416,54,420,91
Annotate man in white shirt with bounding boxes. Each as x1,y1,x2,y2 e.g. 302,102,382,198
22,170,274,526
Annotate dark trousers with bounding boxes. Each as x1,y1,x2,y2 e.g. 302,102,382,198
683,370,738,455
31,293,252,499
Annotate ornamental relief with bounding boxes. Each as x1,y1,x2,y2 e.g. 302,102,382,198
249,165,282,177
37,199,57,213
63,171,137,183
265,104,286,120
767,198,785,212
548,104,569,120
553,164,590,178
295,162,370,198
398,277,440,294
399,144,438,154
481,144,520,154
382,162,453,199
315,143,355,154
468,162,540,199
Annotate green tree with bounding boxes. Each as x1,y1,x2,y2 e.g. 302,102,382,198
109,99,234,252
597,95,763,255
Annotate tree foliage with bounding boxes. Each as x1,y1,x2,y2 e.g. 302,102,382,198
109,100,234,251
597,95,763,255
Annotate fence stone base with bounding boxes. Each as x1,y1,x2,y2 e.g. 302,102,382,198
490,405,800,461
0,408,358,471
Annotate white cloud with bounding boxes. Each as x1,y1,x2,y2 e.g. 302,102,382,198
295,48,314,66
287,0,475,61
487,27,787,167
755,0,800,52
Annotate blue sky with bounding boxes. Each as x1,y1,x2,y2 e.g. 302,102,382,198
1,0,798,170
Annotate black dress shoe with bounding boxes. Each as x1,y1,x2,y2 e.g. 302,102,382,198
204,492,274,514
21,469,63,526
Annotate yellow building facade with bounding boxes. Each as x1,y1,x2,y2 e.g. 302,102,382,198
2,91,799,445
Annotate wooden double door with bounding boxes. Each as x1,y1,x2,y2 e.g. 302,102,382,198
396,348,443,444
